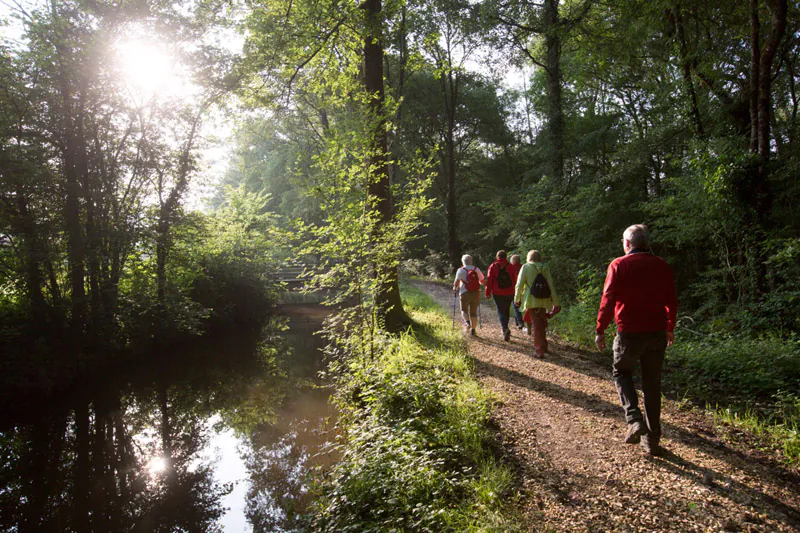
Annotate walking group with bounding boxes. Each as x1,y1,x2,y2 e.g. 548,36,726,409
453,224,678,456
453,249,560,358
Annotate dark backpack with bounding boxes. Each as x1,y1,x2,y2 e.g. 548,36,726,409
465,268,480,291
496,265,513,289
530,264,551,298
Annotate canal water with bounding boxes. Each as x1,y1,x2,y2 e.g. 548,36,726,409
0,304,336,532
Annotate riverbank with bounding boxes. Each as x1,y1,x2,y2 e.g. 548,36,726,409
309,283,523,531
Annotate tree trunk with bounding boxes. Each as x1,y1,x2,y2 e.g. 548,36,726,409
14,189,47,327
156,206,169,303
747,0,787,221
544,0,565,185
387,5,407,202
445,130,461,268
673,8,704,136
155,114,202,305
51,0,86,341
787,48,798,151
363,0,410,330
441,58,462,268
749,0,761,153
757,0,787,159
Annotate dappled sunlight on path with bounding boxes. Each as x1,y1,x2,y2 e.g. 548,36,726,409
412,280,800,532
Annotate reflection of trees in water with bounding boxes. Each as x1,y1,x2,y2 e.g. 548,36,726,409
128,382,230,533
0,334,286,532
0,384,229,532
242,387,337,533
244,432,309,532
236,321,333,532
0,324,333,532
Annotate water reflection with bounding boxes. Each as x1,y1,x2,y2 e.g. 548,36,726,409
0,305,335,532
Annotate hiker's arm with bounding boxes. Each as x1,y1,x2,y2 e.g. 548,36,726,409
514,265,526,306
595,262,618,350
665,267,678,347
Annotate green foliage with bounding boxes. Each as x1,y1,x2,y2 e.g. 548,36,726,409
549,265,613,347
711,390,800,468
214,115,326,224
401,249,452,279
665,334,800,404
117,188,283,348
0,0,253,355
311,284,521,531
188,188,285,330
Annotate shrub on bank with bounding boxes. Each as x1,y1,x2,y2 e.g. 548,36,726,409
310,286,521,532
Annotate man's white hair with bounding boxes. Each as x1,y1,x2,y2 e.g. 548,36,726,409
461,254,473,266
624,224,650,248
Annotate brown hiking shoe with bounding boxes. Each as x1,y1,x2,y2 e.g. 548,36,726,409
624,421,648,444
641,436,665,456
503,329,511,341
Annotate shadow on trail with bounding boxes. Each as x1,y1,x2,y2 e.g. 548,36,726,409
471,356,800,519
411,279,800,525
654,449,800,528
472,355,621,419
473,328,614,384
476,334,799,475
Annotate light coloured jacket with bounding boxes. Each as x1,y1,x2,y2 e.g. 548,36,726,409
514,262,560,311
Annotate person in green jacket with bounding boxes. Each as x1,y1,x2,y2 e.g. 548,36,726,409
514,249,561,358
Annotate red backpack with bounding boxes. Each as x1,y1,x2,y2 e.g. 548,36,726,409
465,268,480,291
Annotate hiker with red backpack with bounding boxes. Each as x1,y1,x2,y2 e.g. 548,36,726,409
514,249,561,358
485,250,516,341
453,254,485,336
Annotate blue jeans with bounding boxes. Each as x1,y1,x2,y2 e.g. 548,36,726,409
493,295,513,332
512,302,523,327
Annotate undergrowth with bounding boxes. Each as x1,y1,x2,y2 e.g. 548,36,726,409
666,334,800,467
309,284,522,532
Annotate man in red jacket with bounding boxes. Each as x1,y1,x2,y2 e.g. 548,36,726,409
485,250,516,341
595,225,678,456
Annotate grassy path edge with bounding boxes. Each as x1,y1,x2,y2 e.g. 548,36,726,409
309,282,524,531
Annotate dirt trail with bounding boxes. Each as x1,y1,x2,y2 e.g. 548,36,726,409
413,280,800,532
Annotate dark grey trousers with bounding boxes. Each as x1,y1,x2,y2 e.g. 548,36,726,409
612,331,666,443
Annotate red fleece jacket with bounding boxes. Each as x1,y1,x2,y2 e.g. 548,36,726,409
485,259,517,297
596,250,678,334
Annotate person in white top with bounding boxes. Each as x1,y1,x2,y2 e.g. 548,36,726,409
452,254,485,335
